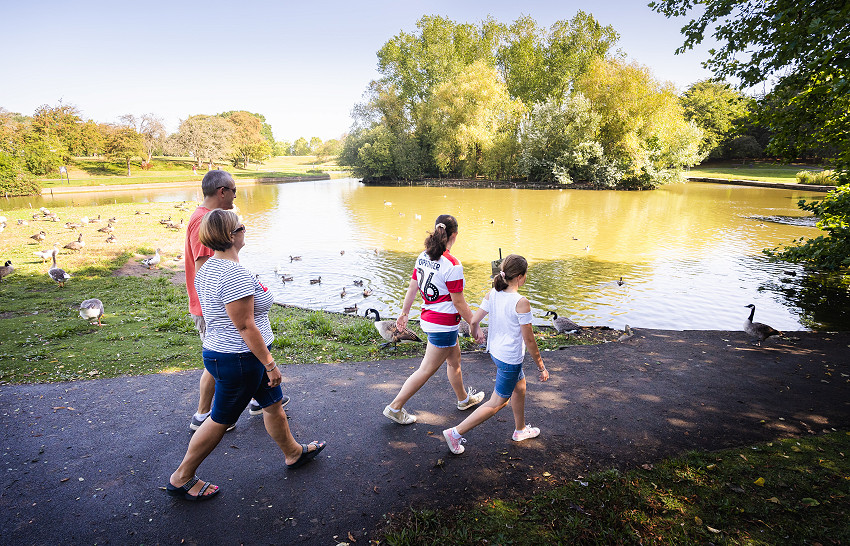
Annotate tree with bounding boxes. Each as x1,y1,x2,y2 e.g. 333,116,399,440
680,80,751,158
104,124,144,176
225,111,267,168
292,137,310,156
138,114,166,163
32,102,85,158
174,115,231,168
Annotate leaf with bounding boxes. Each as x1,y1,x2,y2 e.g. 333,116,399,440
348,531,357,543
542,472,551,477
754,477,765,487
739,454,748,461
801,498,820,507
706,526,721,534
767,497,781,504
694,516,703,526
706,464,716,470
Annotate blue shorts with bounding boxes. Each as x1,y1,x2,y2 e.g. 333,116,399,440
426,330,458,348
202,345,283,425
492,355,525,399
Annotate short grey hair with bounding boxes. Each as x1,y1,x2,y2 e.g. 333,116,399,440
201,170,234,197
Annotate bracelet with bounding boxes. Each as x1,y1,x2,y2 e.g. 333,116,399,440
265,362,277,371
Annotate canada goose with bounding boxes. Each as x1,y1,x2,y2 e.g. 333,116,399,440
544,311,581,334
64,222,81,230
141,248,161,269
79,298,105,326
33,243,59,263
344,303,358,314
340,250,345,255
17,219,28,226
310,276,321,284
364,308,422,347
617,277,625,286
108,216,118,223
744,304,781,345
105,234,117,243
30,231,47,242
617,325,634,342
340,287,347,298
165,219,183,230
0,260,14,282
159,215,172,225
353,280,364,287
48,253,71,287
64,233,84,251
88,214,101,223
362,288,372,297
290,255,302,262
97,223,114,233
280,274,293,283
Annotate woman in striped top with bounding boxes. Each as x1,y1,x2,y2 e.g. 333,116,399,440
383,214,485,425
166,210,325,501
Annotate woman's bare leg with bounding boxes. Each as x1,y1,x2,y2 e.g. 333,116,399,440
388,343,452,410
510,377,527,430
444,343,468,401
262,400,314,464
169,418,228,496
455,393,510,436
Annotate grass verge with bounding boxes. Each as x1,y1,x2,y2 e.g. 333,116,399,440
688,161,833,185
377,431,850,545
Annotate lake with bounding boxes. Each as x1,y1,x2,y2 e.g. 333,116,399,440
27,178,840,331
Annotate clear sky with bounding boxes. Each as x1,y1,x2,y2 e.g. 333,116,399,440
1,0,716,142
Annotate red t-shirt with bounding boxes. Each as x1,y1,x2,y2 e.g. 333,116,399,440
184,206,214,316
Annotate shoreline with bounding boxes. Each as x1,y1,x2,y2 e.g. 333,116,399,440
39,173,331,195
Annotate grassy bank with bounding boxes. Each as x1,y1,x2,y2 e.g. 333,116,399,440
0,200,608,385
38,155,348,188
378,431,850,545
687,161,832,185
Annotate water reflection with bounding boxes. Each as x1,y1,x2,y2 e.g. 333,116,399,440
18,178,837,330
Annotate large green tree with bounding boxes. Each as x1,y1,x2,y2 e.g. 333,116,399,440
680,80,752,158
174,115,231,168
225,111,269,168
104,124,144,176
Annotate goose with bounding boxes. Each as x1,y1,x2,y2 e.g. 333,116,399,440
280,274,293,283
165,219,183,230
17,219,28,226
362,288,373,297
141,248,161,269
617,325,634,342
340,250,345,255
290,255,302,262
64,233,84,251
48,253,71,287
309,276,321,284
744,304,781,345
64,222,82,230
33,243,59,263
88,214,101,223
172,253,183,261
353,280,364,287
344,303,358,314
80,216,90,224
159,215,172,225
544,311,581,334
79,298,105,326
97,223,114,233
39,207,50,216
364,308,422,347
108,216,118,223
30,231,47,242
0,222,4,234
0,260,14,282
105,234,117,243
617,276,625,286
340,287,347,298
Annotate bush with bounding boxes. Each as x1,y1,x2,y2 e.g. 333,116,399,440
796,169,838,185
0,151,42,196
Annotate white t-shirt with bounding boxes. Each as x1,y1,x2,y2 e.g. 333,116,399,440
196,257,274,353
480,289,532,365
412,250,464,333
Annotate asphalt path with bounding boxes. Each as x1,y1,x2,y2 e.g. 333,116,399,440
1,329,848,545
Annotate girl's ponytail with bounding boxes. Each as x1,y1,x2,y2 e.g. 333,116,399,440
492,254,528,291
424,214,458,260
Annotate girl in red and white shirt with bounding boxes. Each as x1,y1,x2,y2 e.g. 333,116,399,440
383,214,485,425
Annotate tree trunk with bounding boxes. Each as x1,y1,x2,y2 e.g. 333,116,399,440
126,158,131,177
244,153,249,169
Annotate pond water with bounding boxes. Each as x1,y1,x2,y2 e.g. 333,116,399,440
26,178,841,331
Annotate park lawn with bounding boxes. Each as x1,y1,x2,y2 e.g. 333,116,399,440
38,155,346,188
0,199,603,385
688,161,831,184
378,431,850,545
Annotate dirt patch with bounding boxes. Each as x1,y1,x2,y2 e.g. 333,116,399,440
112,254,186,285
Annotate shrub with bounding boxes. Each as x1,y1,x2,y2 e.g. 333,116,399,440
796,169,838,186
0,151,42,196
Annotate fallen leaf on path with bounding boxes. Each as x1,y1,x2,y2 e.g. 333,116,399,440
767,497,780,504
754,477,765,487
706,526,721,534
348,531,356,542
739,454,748,461
60,478,69,483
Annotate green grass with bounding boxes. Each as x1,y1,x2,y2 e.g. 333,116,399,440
688,161,834,184
378,432,850,545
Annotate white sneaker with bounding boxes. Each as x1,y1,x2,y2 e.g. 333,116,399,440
443,428,466,455
512,424,540,442
383,404,416,425
456,387,485,410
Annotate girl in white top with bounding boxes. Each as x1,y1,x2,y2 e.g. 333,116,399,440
383,214,485,425
443,254,549,455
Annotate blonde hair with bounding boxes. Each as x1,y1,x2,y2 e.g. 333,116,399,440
198,209,240,251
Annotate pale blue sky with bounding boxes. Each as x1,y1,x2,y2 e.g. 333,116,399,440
0,0,716,142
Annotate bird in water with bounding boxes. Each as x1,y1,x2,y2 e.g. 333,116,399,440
141,248,161,269
364,308,422,348
344,303,358,314
0,260,15,282
340,287,347,298
79,298,105,326
310,276,322,284
544,310,581,334
362,288,373,297
743,304,781,345
617,276,625,286
290,255,302,262
280,274,293,283
353,280,364,287
48,252,71,287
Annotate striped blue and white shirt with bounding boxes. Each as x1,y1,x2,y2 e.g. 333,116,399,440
196,257,274,353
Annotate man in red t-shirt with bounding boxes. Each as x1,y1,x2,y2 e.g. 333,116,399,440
186,171,289,431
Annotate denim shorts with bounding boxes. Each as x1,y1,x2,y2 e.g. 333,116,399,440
492,354,525,399
202,345,283,425
426,330,458,348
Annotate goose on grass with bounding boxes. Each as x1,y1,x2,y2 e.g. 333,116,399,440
364,308,422,348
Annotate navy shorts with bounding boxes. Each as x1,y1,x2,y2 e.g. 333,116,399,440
492,354,525,399
202,345,283,425
425,330,458,348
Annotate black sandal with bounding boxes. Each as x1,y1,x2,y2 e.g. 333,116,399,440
286,441,327,469
165,475,220,501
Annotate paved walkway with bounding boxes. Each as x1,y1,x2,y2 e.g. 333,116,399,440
1,329,848,544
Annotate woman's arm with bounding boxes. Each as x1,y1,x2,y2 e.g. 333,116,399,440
517,297,548,382
450,291,475,325
469,292,489,344
226,295,282,387
396,278,419,330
